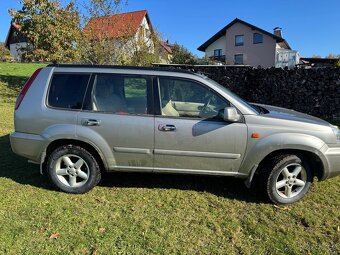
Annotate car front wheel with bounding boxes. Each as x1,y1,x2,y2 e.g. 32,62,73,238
262,154,313,204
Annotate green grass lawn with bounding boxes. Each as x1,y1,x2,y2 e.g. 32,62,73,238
0,62,339,254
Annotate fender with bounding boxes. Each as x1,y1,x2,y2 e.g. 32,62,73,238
239,132,330,177
41,124,76,142
75,125,116,169
40,124,115,171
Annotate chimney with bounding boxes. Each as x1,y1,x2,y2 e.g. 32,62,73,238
273,27,283,38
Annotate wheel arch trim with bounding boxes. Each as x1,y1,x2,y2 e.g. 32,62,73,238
40,124,115,173
240,133,329,180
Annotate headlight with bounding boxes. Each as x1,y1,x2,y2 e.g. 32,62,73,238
331,125,340,142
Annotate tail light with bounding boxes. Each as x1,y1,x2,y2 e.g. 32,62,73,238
15,68,43,110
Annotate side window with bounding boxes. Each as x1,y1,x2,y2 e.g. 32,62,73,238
158,78,230,120
91,74,150,115
48,73,90,109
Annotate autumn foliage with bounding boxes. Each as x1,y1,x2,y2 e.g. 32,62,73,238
9,0,161,66
9,0,81,62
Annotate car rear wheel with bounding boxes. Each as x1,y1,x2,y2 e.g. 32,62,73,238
46,145,101,193
261,154,313,204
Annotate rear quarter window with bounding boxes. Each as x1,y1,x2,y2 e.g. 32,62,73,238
48,73,90,109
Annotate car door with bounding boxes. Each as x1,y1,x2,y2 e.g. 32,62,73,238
77,73,154,171
154,77,247,174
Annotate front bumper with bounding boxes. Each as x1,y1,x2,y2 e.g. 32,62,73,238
10,132,46,163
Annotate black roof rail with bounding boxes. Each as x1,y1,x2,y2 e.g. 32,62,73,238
47,63,195,74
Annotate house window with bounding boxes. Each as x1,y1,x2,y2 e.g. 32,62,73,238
235,35,244,46
253,33,263,44
234,54,244,65
214,49,222,57
139,28,145,41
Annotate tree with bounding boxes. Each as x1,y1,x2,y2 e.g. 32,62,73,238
9,0,81,62
0,43,12,62
78,0,125,64
325,54,338,59
171,43,196,65
336,57,340,67
79,0,160,66
311,55,321,58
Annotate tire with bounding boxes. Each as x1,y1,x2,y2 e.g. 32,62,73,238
260,154,313,204
46,145,101,194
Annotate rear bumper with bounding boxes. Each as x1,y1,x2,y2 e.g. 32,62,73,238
10,132,46,162
324,147,340,179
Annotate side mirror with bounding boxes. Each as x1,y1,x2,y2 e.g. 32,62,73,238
223,107,241,122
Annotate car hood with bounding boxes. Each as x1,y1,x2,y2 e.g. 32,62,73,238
252,103,331,126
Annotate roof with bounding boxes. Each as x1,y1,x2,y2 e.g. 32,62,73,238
300,58,339,64
5,23,22,48
47,63,194,74
83,10,152,39
160,41,174,54
197,18,291,51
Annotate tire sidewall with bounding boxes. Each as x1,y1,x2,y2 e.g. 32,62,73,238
267,155,312,204
47,145,100,194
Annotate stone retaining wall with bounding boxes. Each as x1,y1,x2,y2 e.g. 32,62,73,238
188,66,340,119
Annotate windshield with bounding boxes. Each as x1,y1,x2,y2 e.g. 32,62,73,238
197,74,260,114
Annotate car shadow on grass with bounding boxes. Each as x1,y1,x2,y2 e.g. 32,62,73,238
0,134,53,190
0,75,28,90
0,134,266,203
99,171,266,203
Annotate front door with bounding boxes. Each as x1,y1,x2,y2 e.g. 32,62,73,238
154,77,247,174
77,73,154,171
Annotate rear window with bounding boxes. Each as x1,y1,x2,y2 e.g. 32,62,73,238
48,73,90,109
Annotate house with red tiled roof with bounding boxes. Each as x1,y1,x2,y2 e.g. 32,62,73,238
5,10,172,63
84,10,172,63
84,10,152,40
158,40,174,63
5,23,28,61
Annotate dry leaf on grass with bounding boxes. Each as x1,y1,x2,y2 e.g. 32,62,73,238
273,205,291,211
49,233,60,239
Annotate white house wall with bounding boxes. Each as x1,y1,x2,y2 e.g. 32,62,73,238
135,16,153,49
275,48,300,69
9,42,27,61
205,36,226,57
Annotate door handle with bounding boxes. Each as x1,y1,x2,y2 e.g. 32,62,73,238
158,124,176,132
82,119,101,126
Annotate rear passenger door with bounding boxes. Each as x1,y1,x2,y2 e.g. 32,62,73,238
77,73,155,171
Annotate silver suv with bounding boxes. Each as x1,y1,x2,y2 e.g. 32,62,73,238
10,64,340,204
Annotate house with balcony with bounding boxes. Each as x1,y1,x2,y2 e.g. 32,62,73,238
198,18,299,68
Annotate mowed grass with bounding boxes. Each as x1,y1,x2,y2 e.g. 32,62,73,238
0,62,339,254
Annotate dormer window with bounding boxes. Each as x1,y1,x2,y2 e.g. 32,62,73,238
253,33,263,44
235,35,244,46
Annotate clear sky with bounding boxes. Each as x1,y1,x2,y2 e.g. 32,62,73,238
1,0,339,57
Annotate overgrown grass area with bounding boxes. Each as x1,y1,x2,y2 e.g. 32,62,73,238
0,63,339,254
